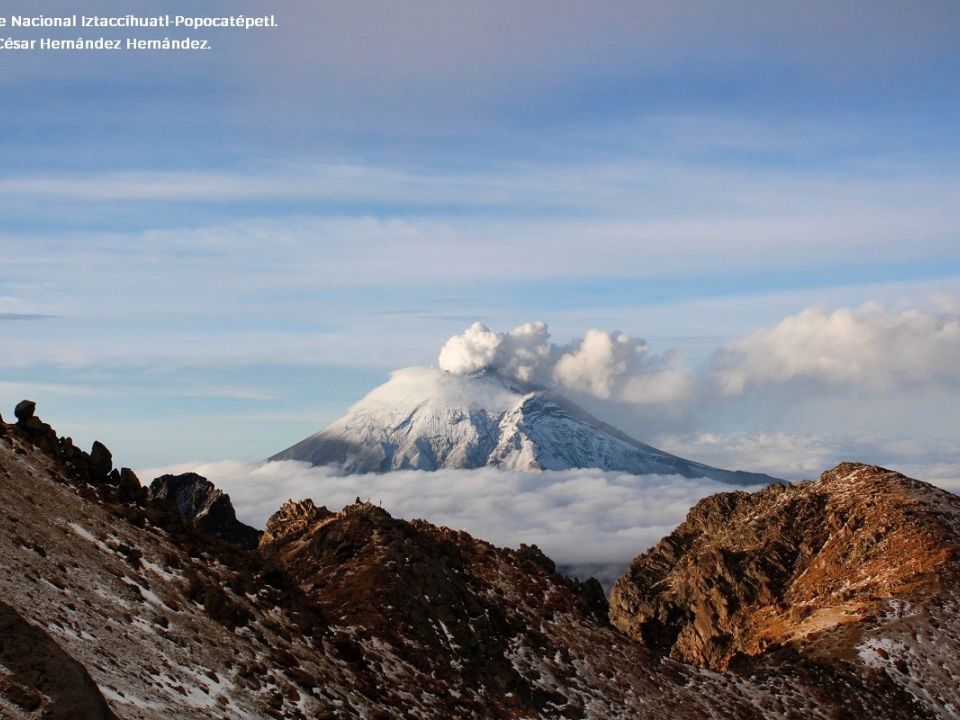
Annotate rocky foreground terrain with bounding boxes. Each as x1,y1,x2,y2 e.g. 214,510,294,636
1,401,958,719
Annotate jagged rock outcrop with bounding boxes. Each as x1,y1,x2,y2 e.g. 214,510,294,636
260,499,333,547
89,440,113,478
12,398,61,456
149,473,261,549
2,400,143,502
610,463,960,675
0,410,333,719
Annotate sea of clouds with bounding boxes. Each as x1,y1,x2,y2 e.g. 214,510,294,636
142,459,746,572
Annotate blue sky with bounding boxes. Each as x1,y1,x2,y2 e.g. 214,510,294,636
2,1,960,478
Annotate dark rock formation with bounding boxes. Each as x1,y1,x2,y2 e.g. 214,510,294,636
149,472,261,549
11,399,60,454
5,402,139,496
89,440,113,479
13,400,35,421
610,463,960,670
117,467,141,493
0,600,117,719
575,576,608,624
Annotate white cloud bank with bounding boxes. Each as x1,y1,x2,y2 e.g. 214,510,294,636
439,303,960,414
715,303,960,395
142,460,739,567
438,321,694,405
141,435,960,573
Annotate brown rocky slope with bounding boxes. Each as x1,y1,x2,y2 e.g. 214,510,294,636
610,462,960,710
1,402,957,718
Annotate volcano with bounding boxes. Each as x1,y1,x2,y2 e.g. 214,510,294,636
270,367,777,484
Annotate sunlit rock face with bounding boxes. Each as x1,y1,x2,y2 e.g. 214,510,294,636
611,462,960,688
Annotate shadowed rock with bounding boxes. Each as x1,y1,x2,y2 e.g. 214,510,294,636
0,600,117,719
149,472,261,549
14,400,35,422
259,499,613,714
89,441,113,480
11,399,60,454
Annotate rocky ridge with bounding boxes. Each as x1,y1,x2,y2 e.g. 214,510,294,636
1,402,958,718
610,461,960,703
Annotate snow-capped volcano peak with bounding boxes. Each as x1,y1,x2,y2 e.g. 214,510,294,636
346,366,533,414
270,367,777,484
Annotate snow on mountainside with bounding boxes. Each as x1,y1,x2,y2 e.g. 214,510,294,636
270,368,777,484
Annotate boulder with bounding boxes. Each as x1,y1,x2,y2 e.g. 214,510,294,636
14,400,36,422
10,401,59,452
118,467,141,491
89,441,113,479
575,577,609,624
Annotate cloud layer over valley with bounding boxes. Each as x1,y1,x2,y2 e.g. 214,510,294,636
143,460,744,570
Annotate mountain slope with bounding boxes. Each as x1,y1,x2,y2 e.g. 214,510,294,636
0,403,839,719
270,367,776,484
609,462,960,714
3,402,958,718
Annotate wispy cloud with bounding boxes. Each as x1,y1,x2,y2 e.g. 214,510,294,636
654,431,960,491
0,381,95,398
2,157,957,218
0,313,58,321
169,385,280,402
